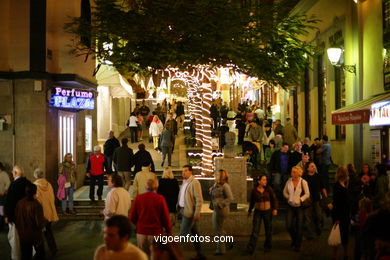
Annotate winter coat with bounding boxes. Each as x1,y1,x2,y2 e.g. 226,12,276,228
149,120,163,137
57,174,67,200
34,178,59,222
160,129,174,147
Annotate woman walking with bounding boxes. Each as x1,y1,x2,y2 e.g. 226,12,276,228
331,166,351,260
210,169,234,255
58,153,77,215
157,167,180,225
128,112,138,143
283,166,310,252
245,174,278,254
149,115,163,150
34,168,59,256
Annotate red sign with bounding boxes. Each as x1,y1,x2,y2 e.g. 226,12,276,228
331,109,370,125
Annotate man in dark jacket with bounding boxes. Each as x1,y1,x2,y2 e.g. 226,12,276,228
161,128,174,167
113,138,134,191
87,146,109,202
165,113,178,151
269,143,290,196
133,143,155,174
103,130,120,174
15,183,46,260
175,101,185,130
4,165,32,260
235,111,246,145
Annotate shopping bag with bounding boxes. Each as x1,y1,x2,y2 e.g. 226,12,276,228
327,223,341,246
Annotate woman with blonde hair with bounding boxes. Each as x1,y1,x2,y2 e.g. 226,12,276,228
210,169,234,255
149,115,163,150
331,166,351,260
34,168,59,256
157,167,180,225
283,166,310,252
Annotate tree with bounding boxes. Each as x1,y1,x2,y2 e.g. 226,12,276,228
67,0,317,175
67,0,317,87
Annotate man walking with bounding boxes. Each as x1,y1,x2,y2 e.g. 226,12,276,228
87,145,109,202
179,165,206,260
104,131,120,173
176,101,185,130
104,131,120,174
129,178,172,257
4,165,32,260
94,215,147,260
160,127,174,167
113,138,134,191
165,112,178,151
132,163,156,200
15,183,46,260
103,174,131,221
316,135,332,191
283,118,298,149
269,143,290,196
133,144,155,174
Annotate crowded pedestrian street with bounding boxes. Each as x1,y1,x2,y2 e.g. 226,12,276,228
1,0,390,260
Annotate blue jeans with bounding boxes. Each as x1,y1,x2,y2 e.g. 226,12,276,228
61,183,74,211
180,209,204,257
286,205,304,249
246,209,272,252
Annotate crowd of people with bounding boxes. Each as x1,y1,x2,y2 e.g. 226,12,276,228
0,97,389,260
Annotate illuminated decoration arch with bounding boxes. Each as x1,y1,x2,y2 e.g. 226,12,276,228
157,66,218,175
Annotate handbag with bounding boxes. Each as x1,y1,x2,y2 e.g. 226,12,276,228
300,180,312,207
327,223,341,246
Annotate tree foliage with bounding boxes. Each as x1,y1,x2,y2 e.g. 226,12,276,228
67,0,317,88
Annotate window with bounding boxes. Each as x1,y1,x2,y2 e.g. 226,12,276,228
59,111,76,162
317,54,327,137
85,115,92,152
335,67,346,139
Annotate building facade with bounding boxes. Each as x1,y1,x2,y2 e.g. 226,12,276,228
290,0,387,169
0,0,97,187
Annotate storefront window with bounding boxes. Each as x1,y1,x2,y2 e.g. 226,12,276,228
59,111,76,162
85,115,92,152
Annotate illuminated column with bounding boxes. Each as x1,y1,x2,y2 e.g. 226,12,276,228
201,83,213,176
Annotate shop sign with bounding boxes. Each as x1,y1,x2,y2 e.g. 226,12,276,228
331,109,370,125
369,101,390,126
50,87,95,110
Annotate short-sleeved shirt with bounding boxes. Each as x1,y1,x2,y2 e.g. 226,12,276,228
94,243,147,260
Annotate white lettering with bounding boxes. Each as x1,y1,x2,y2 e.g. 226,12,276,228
55,87,62,95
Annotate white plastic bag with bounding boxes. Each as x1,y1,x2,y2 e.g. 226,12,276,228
328,223,341,246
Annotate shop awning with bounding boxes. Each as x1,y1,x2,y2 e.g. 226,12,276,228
332,92,390,125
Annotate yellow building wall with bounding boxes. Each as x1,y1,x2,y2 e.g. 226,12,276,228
46,0,96,82
361,0,385,165
0,0,30,71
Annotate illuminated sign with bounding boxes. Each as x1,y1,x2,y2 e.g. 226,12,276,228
369,101,390,126
50,87,95,110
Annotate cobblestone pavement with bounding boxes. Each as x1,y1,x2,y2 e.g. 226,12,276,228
0,215,355,260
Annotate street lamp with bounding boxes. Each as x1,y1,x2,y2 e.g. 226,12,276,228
326,47,356,74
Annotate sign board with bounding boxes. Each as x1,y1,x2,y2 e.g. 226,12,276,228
50,87,95,110
369,101,390,126
331,109,370,125
370,129,381,165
